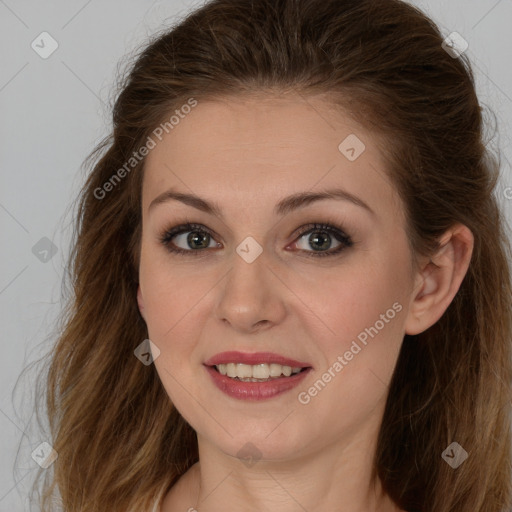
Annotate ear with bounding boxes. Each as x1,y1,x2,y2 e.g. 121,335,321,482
137,285,146,320
404,224,474,336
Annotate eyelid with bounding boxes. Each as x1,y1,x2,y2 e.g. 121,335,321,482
158,216,355,258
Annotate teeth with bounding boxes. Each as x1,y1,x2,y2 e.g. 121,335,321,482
226,363,237,377
236,363,253,378
269,363,283,377
253,364,270,379
216,363,303,379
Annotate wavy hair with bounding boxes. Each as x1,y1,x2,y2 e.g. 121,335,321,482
25,0,512,510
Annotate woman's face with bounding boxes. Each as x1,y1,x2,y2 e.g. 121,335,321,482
137,93,417,461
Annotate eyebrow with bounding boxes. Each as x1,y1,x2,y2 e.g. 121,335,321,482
148,187,375,218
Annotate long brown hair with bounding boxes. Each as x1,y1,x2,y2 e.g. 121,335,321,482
26,0,512,510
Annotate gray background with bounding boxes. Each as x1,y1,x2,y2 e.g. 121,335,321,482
1,0,511,510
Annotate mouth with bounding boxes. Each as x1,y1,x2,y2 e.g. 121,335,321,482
211,363,309,382
203,351,312,400
204,351,313,382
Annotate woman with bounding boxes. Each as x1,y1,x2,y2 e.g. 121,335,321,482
30,0,512,511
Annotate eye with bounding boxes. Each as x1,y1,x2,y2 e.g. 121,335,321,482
159,221,353,258
159,222,220,256
291,222,353,257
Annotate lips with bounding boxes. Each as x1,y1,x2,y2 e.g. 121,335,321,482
203,351,313,401
204,351,312,368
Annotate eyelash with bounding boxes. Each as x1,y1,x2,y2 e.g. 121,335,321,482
158,219,354,258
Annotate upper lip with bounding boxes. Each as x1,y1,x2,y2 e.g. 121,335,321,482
204,351,312,368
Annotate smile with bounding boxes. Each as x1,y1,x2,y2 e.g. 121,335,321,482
214,363,304,381
204,351,313,400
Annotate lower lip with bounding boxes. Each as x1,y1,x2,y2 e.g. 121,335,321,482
204,365,311,401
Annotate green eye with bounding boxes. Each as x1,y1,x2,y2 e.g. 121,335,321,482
159,221,353,258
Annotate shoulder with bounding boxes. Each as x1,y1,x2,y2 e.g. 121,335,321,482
158,463,200,512
150,477,177,512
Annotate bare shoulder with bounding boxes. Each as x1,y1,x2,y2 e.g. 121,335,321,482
159,463,200,512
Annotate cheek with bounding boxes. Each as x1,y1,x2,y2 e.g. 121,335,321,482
138,248,207,405
303,240,411,359
140,241,189,309
138,245,223,364
292,253,409,431
139,245,188,339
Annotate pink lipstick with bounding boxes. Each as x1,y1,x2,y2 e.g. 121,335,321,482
204,351,312,401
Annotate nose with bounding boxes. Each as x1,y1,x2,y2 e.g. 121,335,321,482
213,248,287,334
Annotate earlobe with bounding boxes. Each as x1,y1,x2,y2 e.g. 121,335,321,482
137,285,145,320
404,224,474,336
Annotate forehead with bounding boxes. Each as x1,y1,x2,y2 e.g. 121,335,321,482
141,93,402,222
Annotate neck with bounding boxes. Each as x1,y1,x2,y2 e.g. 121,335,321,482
164,423,402,512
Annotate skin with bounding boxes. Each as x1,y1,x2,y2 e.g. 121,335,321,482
136,92,474,512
